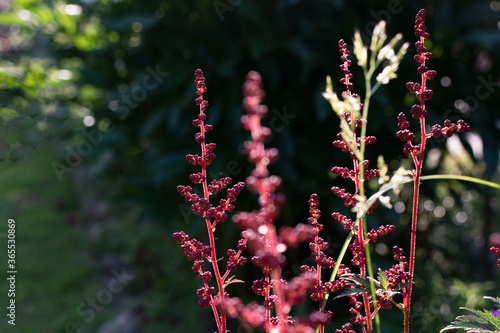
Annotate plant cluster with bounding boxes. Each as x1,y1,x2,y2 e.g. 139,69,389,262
172,9,499,333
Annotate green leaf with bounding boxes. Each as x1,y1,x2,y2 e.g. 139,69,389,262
378,269,389,290
441,297,500,332
421,175,500,189
484,296,500,308
393,282,412,292
0,108,20,124
11,116,36,130
334,287,367,299
341,273,382,290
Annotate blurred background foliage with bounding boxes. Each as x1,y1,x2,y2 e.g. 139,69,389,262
0,0,498,332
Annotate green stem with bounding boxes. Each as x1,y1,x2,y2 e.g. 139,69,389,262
321,173,498,313
420,175,500,189
359,53,382,333
322,218,359,309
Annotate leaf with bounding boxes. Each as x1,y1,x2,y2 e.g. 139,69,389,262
393,282,413,292
378,269,389,290
441,320,496,333
223,275,245,288
341,274,373,290
441,297,500,332
11,116,36,130
0,108,19,124
334,287,367,300
484,296,500,308
420,175,500,190
341,273,382,290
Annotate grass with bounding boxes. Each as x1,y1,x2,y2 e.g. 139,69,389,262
0,143,110,333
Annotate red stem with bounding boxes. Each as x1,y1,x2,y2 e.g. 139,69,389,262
249,109,286,332
354,158,372,333
265,270,271,327
345,68,373,332
199,104,226,333
404,36,429,333
314,225,325,333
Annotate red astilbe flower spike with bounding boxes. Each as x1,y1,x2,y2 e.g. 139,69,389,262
172,69,246,333
297,194,335,333
339,39,355,97
231,71,289,332
398,12,471,332
225,71,316,333
367,224,396,243
329,38,392,333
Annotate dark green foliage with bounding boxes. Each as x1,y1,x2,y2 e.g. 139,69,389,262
1,0,499,331
441,297,500,332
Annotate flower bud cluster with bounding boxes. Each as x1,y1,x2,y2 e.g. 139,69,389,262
229,71,319,331
173,69,249,317
348,295,366,325
301,194,352,310
331,159,379,181
348,238,366,267
172,231,216,307
367,224,396,243
398,9,470,156
331,40,380,229
431,119,471,139
383,246,412,290
490,247,500,269
339,39,356,97
177,182,244,223
298,310,334,330
217,298,267,328
336,323,356,333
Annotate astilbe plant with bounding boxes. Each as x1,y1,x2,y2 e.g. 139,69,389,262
322,19,410,333
172,69,246,333
328,39,386,333
173,9,497,333
218,71,331,333
396,9,470,333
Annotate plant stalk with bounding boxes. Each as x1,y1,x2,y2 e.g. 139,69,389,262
200,104,226,333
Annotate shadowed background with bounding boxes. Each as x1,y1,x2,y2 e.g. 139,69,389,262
0,0,498,332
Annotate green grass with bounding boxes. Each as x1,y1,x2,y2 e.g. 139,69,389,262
0,143,108,333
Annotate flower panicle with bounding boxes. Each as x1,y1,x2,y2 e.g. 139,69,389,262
330,42,380,229
173,70,247,322
339,39,358,99
302,193,351,316
230,71,319,331
398,10,471,156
